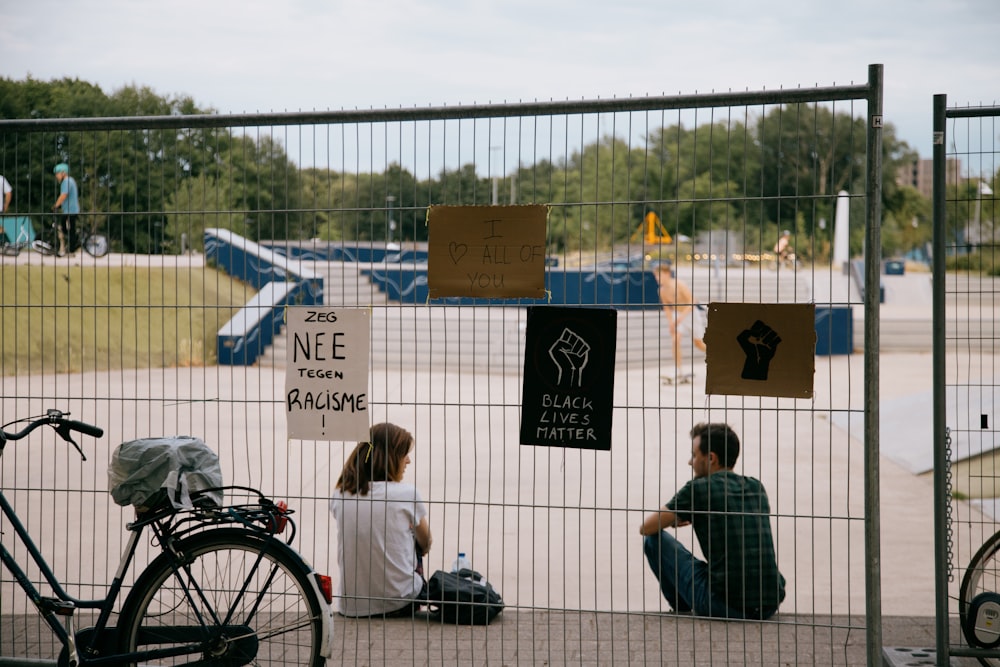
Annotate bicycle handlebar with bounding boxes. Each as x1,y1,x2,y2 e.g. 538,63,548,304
63,419,104,438
1,409,103,460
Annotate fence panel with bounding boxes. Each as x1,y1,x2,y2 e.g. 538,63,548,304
934,98,1000,665
1,67,884,665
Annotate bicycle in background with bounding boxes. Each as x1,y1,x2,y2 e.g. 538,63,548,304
0,217,33,257
31,215,109,258
0,409,332,666
1,235,27,256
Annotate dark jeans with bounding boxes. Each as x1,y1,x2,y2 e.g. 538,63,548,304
643,532,777,620
59,215,79,251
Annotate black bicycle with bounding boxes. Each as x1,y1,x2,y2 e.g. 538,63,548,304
0,410,332,666
32,215,110,258
960,532,1000,665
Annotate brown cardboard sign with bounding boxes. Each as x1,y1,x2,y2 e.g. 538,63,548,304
703,302,815,399
427,205,547,298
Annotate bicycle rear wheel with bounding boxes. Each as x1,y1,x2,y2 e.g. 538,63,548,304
82,233,109,258
118,528,327,666
961,531,1000,665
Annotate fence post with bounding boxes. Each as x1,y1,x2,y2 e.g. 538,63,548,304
864,62,885,667
931,92,950,667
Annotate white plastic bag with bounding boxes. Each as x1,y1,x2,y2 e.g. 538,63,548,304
108,436,223,510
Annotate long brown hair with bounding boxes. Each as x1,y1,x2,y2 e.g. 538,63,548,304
335,423,413,495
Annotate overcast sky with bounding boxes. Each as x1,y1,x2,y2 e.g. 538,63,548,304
2,0,998,159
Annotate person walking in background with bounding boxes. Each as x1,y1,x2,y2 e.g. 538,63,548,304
639,422,786,619
330,422,432,618
654,260,707,382
0,174,11,213
774,229,792,261
52,163,80,255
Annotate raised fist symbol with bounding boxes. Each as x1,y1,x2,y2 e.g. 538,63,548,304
548,328,590,387
736,320,781,381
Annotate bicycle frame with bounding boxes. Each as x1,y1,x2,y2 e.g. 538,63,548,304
32,214,108,259
0,487,142,664
1,484,318,665
2,411,327,665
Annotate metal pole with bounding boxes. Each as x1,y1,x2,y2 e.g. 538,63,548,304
932,92,950,666
491,146,500,206
386,195,396,246
864,62,884,667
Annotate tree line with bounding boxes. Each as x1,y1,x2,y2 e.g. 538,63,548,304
0,76,964,260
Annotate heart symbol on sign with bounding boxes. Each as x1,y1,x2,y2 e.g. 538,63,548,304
448,242,468,264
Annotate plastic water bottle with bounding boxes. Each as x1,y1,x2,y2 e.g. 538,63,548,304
451,552,471,573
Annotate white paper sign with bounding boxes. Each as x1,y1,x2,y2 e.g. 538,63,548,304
284,307,370,441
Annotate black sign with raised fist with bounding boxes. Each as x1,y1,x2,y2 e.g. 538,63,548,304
519,306,617,450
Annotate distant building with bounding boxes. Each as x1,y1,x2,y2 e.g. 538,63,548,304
896,157,963,199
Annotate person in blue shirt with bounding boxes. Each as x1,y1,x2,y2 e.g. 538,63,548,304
52,163,80,255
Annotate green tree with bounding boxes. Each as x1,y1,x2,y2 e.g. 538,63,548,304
639,120,758,243
299,167,347,242
0,77,222,253
544,135,648,252
164,172,234,251
166,134,306,246
881,185,932,257
219,134,305,242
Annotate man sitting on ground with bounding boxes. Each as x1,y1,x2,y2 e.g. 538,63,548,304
639,422,786,619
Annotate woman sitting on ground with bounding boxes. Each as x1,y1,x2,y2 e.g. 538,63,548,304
330,422,432,617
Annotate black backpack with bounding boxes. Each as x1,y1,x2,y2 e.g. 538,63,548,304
427,569,504,625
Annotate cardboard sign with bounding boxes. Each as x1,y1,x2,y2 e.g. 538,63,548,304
427,205,547,298
704,302,815,399
284,307,370,441
520,306,617,450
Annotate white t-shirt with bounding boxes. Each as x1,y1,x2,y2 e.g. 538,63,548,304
0,176,11,213
330,481,427,616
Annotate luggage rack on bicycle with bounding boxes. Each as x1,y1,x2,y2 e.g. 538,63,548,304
130,485,296,544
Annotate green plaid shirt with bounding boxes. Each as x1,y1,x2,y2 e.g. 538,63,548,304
667,471,786,611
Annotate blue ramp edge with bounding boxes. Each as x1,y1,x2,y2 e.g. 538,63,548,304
206,229,323,366
815,306,853,355
217,281,319,366
363,267,662,309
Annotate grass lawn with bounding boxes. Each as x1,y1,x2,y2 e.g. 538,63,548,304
1,265,252,376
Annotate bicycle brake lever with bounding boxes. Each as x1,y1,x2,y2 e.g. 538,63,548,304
54,423,87,461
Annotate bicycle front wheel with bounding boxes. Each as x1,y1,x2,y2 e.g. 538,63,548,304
118,528,326,666
82,233,109,258
1,242,21,257
961,531,1000,665
31,239,58,256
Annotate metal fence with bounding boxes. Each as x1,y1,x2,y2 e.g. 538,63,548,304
1,65,885,664
934,97,1000,665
